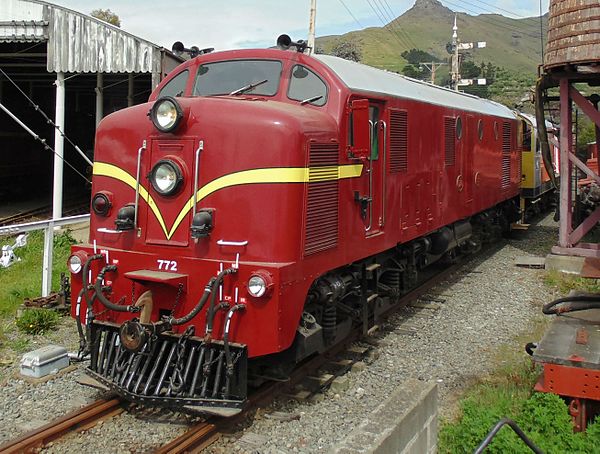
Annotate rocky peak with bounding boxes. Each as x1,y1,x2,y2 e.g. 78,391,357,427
405,0,454,18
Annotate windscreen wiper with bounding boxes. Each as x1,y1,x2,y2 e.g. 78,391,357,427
229,79,268,96
300,95,323,105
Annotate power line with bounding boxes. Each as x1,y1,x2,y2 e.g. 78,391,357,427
442,0,546,56
364,0,409,48
379,0,417,48
336,0,391,53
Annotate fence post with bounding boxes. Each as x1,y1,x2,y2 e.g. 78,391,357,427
41,222,55,297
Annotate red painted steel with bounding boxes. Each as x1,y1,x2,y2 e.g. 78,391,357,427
70,49,521,358
535,363,600,401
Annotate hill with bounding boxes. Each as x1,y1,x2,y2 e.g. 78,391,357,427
316,0,547,78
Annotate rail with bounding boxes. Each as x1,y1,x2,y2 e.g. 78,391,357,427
0,214,90,297
474,418,543,454
0,397,122,453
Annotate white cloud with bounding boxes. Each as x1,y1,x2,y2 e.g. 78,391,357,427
48,0,551,50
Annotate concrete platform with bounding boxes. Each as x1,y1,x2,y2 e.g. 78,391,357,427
545,254,600,278
330,379,438,454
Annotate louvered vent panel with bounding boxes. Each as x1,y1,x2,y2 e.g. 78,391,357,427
304,143,339,256
389,109,408,173
502,122,511,190
444,117,456,166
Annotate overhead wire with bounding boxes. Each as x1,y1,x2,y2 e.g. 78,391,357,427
336,0,392,54
380,0,417,49
0,67,93,183
370,0,413,49
364,0,409,48
446,0,544,39
442,0,546,56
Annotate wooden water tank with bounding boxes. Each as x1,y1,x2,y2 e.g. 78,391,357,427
545,0,600,70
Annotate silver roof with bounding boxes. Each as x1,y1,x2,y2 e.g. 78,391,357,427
0,0,180,74
314,54,516,119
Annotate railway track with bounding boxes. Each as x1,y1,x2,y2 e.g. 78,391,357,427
0,396,124,453
0,199,89,227
0,262,459,453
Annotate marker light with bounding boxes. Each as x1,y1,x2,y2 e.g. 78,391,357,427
247,271,274,298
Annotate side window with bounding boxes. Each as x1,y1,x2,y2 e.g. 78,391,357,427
522,121,532,151
288,65,327,106
158,70,189,98
369,106,379,160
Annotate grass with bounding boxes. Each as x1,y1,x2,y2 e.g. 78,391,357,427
0,230,75,317
439,355,600,453
543,270,600,294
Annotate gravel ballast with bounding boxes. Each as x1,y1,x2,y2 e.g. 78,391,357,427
0,216,559,452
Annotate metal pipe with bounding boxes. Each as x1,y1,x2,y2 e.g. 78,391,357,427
192,141,204,220
205,268,237,335
380,120,387,227
134,142,146,233
53,71,65,220
94,265,140,313
366,120,374,231
223,304,245,397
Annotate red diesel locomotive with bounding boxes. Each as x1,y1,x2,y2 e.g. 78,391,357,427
68,37,521,415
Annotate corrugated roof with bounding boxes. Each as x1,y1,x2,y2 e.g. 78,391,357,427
314,54,516,119
0,0,180,74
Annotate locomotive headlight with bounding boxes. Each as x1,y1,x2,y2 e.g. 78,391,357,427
150,97,183,133
247,271,274,298
150,160,183,196
68,251,88,274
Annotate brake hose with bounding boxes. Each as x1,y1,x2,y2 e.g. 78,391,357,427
205,267,237,334
94,265,140,312
167,277,216,326
542,293,600,315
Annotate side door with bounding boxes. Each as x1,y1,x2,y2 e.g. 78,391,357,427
349,98,386,236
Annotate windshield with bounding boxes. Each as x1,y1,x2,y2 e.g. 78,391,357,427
193,60,282,96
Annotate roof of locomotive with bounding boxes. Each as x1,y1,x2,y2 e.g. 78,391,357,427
313,54,516,120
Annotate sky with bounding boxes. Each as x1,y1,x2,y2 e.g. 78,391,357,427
49,0,551,51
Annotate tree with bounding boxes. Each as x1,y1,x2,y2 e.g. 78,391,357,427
401,48,440,65
461,61,481,79
91,9,121,27
330,39,362,62
402,64,422,79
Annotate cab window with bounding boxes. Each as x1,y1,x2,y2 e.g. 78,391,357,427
287,65,327,106
193,60,282,96
158,70,189,98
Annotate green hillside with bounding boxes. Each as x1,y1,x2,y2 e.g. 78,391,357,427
317,0,546,78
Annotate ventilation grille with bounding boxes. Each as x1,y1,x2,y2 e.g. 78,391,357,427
502,122,511,190
304,143,339,256
389,110,408,173
444,117,456,166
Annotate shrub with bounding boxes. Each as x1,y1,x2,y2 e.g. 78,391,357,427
16,309,60,335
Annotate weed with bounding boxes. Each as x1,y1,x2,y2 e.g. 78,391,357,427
16,309,60,335
439,364,600,453
0,230,73,316
543,270,600,294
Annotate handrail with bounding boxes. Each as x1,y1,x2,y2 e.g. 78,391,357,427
474,418,543,454
0,214,91,297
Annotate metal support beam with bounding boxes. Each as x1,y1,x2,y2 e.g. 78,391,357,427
95,72,103,127
127,73,134,107
570,86,600,129
558,78,573,248
42,222,54,297
52,72,65,220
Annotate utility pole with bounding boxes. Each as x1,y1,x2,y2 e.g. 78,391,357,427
421,62,447,85
308,0,317,54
